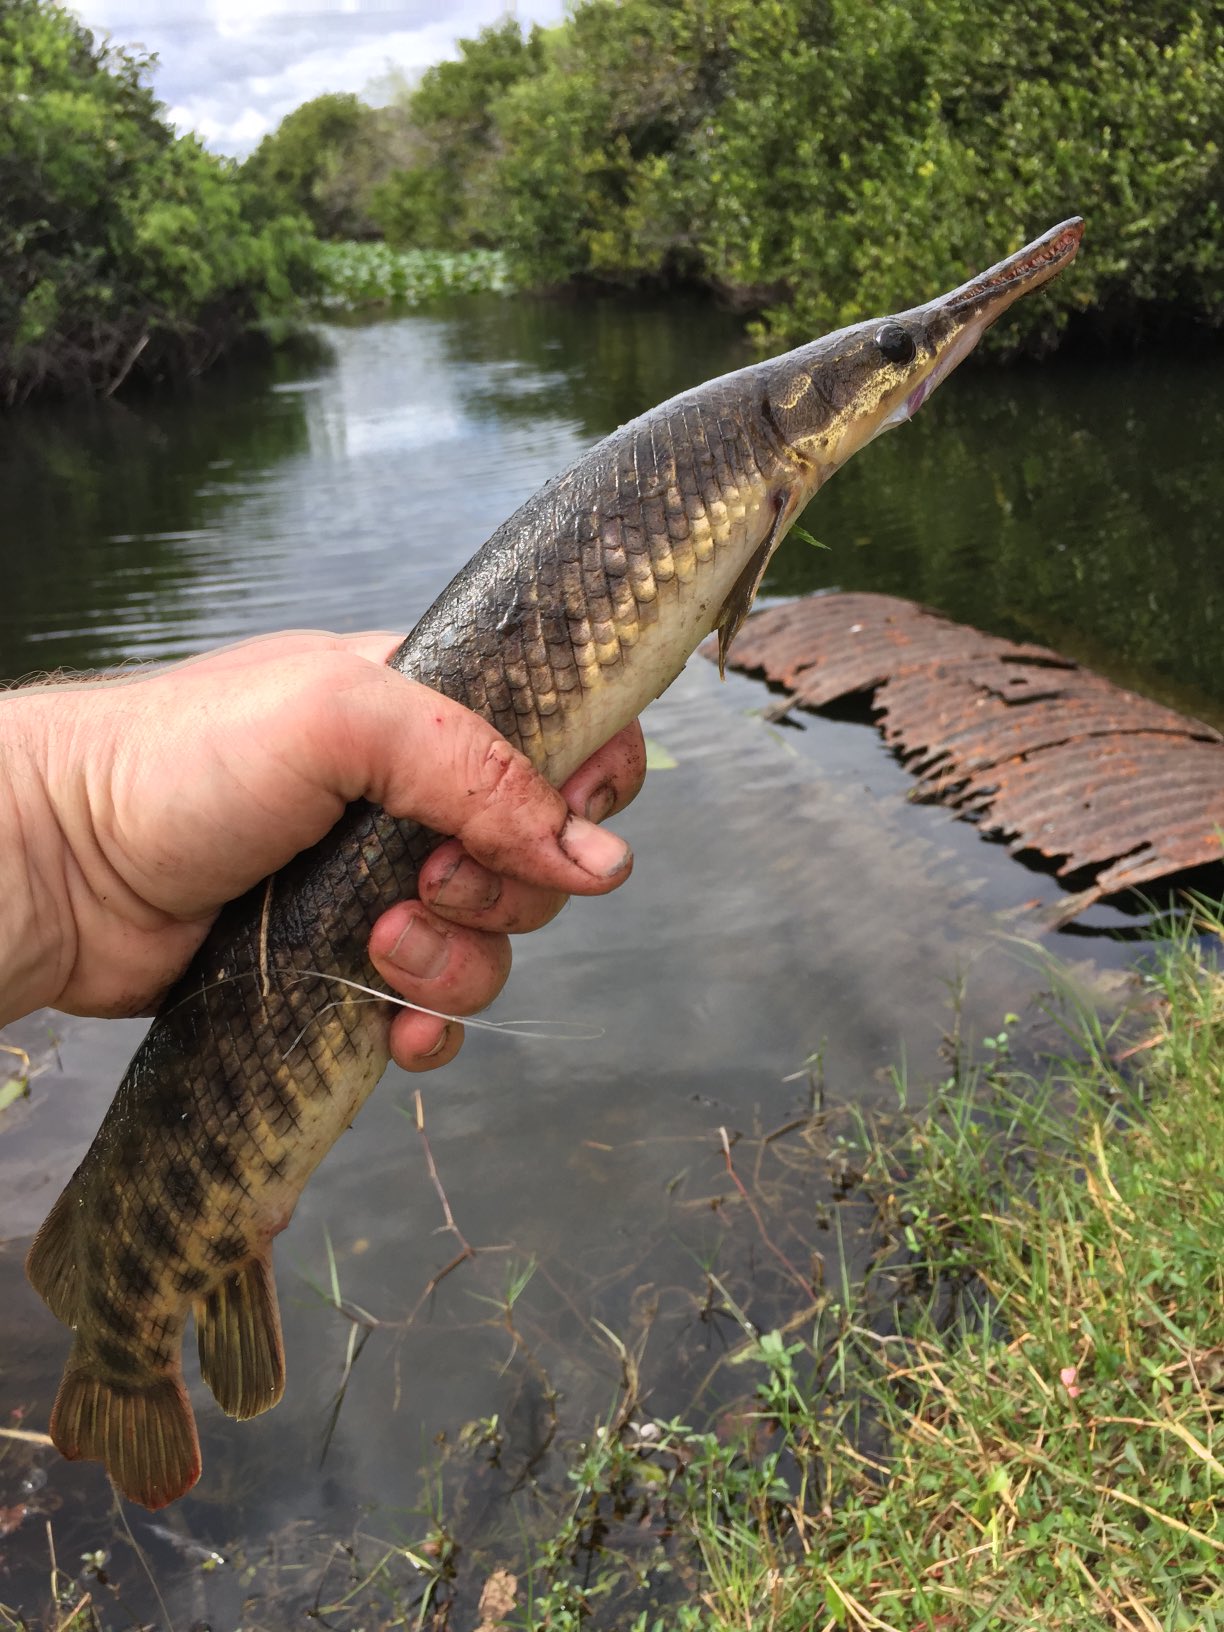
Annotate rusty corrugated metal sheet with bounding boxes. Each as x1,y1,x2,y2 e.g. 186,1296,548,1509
709,593,1224,921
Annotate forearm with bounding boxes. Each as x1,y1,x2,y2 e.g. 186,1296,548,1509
0,696,67,1027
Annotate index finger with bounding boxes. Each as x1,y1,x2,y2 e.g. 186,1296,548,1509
320,664,634,897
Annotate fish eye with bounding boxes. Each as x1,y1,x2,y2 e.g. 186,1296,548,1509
875,324,916,365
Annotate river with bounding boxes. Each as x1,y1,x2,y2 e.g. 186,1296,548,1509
1,296,1220,1627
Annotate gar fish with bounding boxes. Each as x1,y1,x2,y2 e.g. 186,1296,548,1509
27,218,1083,1508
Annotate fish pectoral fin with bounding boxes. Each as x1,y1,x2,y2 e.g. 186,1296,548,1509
26,1184,84,1325
50,1344,201,1510
715,489,799,678
194,1253,286,1421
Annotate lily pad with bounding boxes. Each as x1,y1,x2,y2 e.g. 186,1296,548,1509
644,737,678,770
0,1076,29,1113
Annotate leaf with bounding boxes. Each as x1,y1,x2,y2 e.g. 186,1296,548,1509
0,1077,29,1113
824,1578,849,1625
644,736,678,770
476,1567,518,1628
0,1504,28,1539
791,524,829,550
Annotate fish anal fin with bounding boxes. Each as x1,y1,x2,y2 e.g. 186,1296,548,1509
715,488,800,677
195,1254,285,1422
26,1185,84,1324
50,1345,201,1510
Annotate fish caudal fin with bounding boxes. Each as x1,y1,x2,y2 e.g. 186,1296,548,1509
195,1253,285,1421
26,1185,83,1324
50,1347,201,1510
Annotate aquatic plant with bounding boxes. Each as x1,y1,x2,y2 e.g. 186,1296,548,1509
311,242,514,313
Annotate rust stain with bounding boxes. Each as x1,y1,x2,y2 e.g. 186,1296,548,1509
710,593,1224,922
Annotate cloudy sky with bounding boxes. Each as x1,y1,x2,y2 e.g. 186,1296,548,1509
72,1,569,155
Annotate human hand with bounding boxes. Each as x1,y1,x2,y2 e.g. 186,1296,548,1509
0,631,646,1066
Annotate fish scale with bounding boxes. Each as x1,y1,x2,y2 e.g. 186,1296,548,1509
26,219,1083,1507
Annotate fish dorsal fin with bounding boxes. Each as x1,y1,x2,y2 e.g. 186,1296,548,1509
195,1254,286,1421
26,1184,84,1324
50,1341,202,1510
715,488,800,677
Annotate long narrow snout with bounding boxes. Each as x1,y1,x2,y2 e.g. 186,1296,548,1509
941,217,1085,323
900,218,1084,420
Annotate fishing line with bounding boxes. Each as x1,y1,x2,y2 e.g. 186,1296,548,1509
281,969,604,1060
161,966,603,1054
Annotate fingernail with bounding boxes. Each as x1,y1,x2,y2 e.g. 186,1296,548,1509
584,782,616,824
559,813,632,878
423,1023,451,1058
432,855,501,912
387,915,449,980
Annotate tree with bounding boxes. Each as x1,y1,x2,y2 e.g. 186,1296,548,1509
481,0,1224,351
0,0,316,405
241,92,407,240
368,19,545,250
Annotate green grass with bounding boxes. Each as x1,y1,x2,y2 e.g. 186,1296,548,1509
799,920,1224,1631
312,241,514,313
491,911,1224,1629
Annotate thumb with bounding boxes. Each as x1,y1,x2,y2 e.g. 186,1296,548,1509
331,664,633,896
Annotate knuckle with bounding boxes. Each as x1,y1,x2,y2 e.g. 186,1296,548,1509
469,737,552,826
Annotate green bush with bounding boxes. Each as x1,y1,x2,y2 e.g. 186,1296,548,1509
0,0,318,405
366,19,546,251
377,0,1224,353
241,92,409,240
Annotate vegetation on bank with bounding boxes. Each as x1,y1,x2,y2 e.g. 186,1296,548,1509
3,898,1221,1631
13,915,1216,1630
264,0,1224,353
5,0,1221,404
0,0,316,406
447,915,1221,1629
313,242,512,312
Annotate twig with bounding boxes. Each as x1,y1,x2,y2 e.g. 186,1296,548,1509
761,1115,810,1145
102,333,148,399
113,1493,177,1632
415,1089,471,1252
718,1126,814,1295
52,1595,92,1632
402,1089,476,1324
0,1426,54,1446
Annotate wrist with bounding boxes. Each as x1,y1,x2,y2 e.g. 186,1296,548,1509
0,695,70,1026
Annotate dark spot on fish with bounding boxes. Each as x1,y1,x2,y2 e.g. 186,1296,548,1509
164,1159,205,1218
95,1188,121,1228
202,1139,242,1187
82,1235,108,1275
92,1286,139,1340
210,1232,247,1266
113,1244,156,1300
94,1338,142,1381
174,1265,208,1295
133,1199,180,1257
149,1088,189,1132
760,393,787,447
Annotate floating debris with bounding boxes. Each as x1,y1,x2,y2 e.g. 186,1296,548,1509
713,592,1224,922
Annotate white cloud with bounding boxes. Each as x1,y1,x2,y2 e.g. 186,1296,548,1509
74,1,569,155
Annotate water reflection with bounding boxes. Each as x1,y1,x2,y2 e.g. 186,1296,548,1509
768,349,1224,726
429,290,752,434
0,356,322,675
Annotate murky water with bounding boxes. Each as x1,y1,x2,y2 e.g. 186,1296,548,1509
1,297,1221,1625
